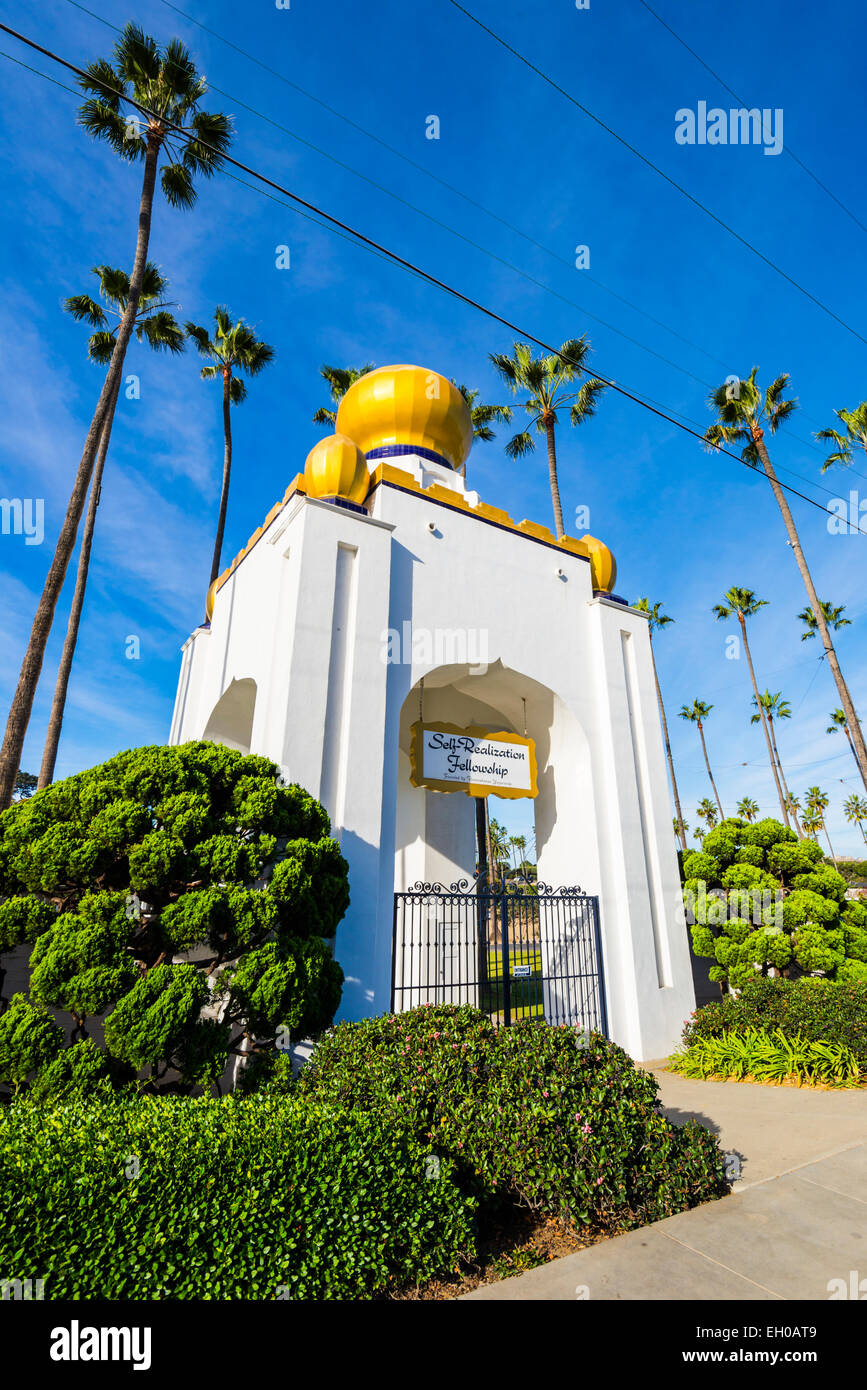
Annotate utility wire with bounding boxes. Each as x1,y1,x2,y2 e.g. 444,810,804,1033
66,0,867,479
636,0,867,238
445,0,867,349
1,20,865,536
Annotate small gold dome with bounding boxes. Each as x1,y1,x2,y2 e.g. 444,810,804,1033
583,535,617,593
205,578,218,621
303,433,370,505
335,365,473,471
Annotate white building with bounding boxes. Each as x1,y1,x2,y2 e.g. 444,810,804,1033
169,364,695,1060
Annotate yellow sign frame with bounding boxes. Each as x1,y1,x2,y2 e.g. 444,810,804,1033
409,720,538,800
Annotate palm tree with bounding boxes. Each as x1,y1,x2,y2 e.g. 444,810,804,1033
679,700,724,819
736,796,760,823
634,598,687,851
798,600,850,642
450,384,513,478
673,816,689,841
843,795,867,849
312,363,378,426
489,339,607,538
827,708,862,776
696,798,719,836
38,264,184,789
805,786,837,867
801,811,823,841
749,689,799,833
0,23,230,809
704,369,867,795
186,309,275,595
712,588,788,826
816,402,867,472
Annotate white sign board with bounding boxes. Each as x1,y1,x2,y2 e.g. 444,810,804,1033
410,721,538,800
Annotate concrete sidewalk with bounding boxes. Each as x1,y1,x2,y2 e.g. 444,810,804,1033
463,1067,867,1301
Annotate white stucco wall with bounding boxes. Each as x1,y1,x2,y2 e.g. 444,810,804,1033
170,457,695,1058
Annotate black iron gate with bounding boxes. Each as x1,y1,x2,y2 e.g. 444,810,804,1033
391,878,608,1034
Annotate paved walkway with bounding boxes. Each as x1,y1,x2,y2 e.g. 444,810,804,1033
463,1066,867,1300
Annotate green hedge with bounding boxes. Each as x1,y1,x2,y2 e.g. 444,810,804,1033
683,978,867,1067
671,1028,862,1086
0,1093,476,1299
296,1005,728,1231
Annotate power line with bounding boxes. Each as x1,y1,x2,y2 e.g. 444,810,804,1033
444,0,867,350
1,20,865,538
636,0,867,239
66,0,867,482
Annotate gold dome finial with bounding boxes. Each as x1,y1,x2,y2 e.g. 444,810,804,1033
335,365,473,471
303,433,370,505
582,535,617,593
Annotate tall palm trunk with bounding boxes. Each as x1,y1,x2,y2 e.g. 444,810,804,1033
752,426,867,793
649,633,687,851
738,614,789,827
697,720,724,819
842,721,860,775
0,136,161,809
543,416,565,539
38,375,123,789
208,367,234,593
765,714,801,836
822,820,838,869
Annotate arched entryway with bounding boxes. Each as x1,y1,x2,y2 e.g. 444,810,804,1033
202,678,257,754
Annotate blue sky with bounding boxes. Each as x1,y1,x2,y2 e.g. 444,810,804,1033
0,0,865,854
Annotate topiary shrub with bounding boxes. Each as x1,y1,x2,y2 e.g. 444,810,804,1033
0,1092,476,1298
681,816,866,990
0,742,348,1097
683,977,867,1067
296,1004,728,1232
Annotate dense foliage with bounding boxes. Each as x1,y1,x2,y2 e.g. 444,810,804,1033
683,977,867,1067
0,743,348,1096
670,1028,861,1086
296,1005,728,1231
0,1092,475,1298
682,816,867,989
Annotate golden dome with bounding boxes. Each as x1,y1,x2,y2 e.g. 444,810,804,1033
303,433,370,505
205,578,218,621
583,535,617,593
335,365,473,471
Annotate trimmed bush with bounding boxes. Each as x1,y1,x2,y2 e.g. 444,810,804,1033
0,743,349,1095
670,1028,862,1087
683,977,867,1066
681,816,866,989
296,1005,728,1231
0,1093,477,1299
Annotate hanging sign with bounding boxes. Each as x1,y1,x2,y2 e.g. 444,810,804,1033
409,721,538,800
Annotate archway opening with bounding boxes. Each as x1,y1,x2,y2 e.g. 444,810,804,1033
202,678,257,754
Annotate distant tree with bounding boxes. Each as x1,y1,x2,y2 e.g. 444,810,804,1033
679,700,724,819
634,599,687,851
490,339,606,538
843,795,867,850
39,263,184,790
13,772,38,801
0,22,231,809
186,309,275,599
696,798,719,834
312,363,378,427
704,368,867,794
798,600,850,642
749,690,799,835
816,402,867,473
805,786,837,869
736,797,759,823
827,708,862,778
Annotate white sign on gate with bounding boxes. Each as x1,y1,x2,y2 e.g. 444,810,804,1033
409,720,538,800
